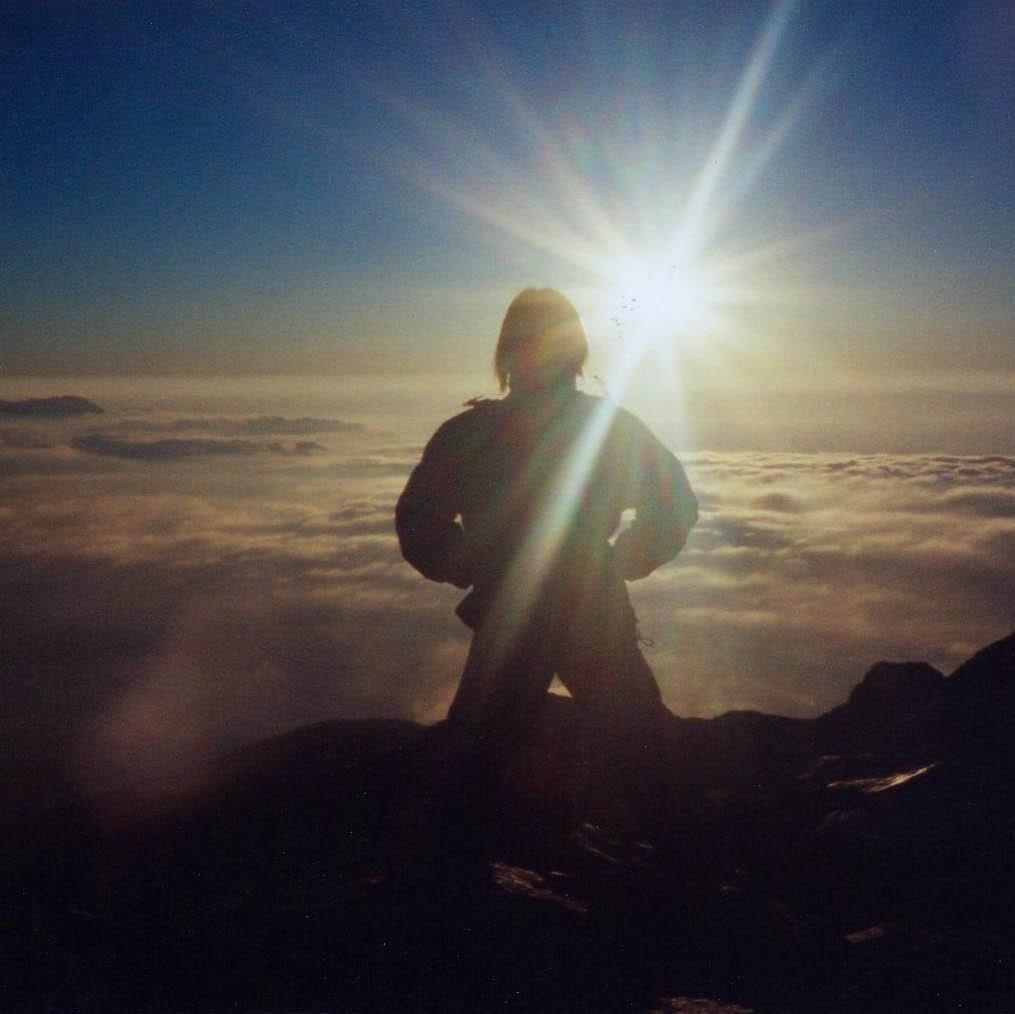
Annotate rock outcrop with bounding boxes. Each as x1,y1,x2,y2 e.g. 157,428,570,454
3,632,1014,1011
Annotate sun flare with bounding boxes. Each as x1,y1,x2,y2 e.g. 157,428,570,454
603,252,722,352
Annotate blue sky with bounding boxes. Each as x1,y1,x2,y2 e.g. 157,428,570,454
3,1,1013,397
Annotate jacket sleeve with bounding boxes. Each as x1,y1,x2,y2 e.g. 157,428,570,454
612,415,698,581
395,420,473,588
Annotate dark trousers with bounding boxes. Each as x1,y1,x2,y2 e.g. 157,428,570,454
443,611,667,840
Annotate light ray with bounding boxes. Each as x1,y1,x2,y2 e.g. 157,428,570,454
672,0,799,264
475,342,650,679
329,0,834,466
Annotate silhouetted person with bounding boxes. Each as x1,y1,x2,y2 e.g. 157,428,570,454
396,288,697,845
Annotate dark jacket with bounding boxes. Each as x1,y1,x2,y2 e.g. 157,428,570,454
396,388,697,636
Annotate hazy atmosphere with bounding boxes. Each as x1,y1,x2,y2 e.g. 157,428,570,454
2,376,1011,814
2,2,1012,812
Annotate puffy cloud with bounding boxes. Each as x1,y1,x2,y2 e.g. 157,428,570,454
71,433,325,459
937,487,1015,517
0,448,115,478
186,415,363,436
750,491,804,513
0,427,53,449
1,413,1011,815
631,451,1014,716
0,395,102,417
95,414,366,437
329,451,423,477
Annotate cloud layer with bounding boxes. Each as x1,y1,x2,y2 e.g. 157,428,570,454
72,433,325,459
1,394,1011,814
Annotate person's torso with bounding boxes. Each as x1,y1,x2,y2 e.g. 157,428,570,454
450,390,634,603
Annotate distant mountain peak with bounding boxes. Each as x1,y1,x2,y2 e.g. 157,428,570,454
947,630,1015,694
846,660,945,713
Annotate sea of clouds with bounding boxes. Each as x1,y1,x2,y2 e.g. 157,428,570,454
1,378,1011,813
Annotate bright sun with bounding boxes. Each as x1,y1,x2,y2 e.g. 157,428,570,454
604,252,722,352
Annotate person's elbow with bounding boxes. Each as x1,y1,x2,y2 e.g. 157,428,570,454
619,501,696,580
395,514,472,588
615,525,679,580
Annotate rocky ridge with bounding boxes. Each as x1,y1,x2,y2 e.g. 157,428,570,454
3,633,1013,1011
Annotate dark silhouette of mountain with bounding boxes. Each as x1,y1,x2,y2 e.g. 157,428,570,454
3,633,1014,1011
814,659,946,755
942,633,1015,761
0,395,103,417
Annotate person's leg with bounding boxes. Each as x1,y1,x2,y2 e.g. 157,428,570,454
440,626,556,854
557,638,668,841
447,623,555,753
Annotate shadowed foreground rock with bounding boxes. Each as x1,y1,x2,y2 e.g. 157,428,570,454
3,633,1014,1011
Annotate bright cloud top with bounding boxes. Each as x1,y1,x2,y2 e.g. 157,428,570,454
0,393,1011,814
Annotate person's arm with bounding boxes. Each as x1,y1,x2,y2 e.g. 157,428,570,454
395,420,473,588
612,416,698,581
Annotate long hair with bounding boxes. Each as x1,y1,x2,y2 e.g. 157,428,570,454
494,289,588,392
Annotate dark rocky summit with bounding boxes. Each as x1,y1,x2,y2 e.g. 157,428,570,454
0,396,103,417
3,633,1014,1011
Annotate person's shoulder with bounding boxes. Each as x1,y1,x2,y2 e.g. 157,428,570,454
462,395,505,414
575,393,673,463
449,396,506,427
573,391,642,431
572,390,615,415
427,397,505,447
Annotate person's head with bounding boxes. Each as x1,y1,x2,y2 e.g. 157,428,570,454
494,288,588,392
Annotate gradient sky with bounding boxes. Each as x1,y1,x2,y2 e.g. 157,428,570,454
4,1,1013,402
